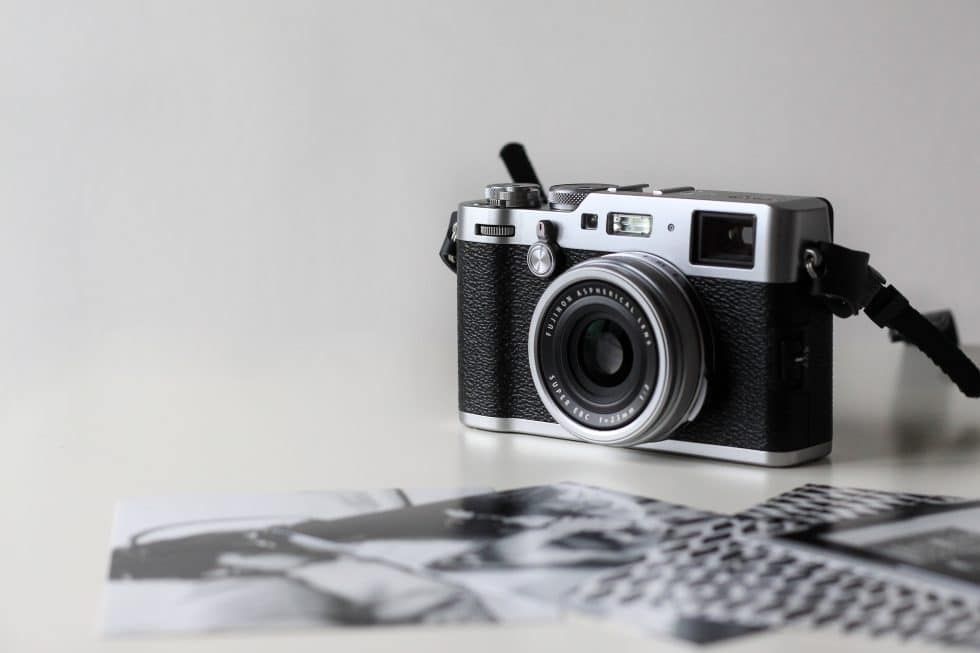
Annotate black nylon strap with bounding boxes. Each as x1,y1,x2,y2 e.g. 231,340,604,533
889,310,959,344
865,286,980,397
807,242,980,398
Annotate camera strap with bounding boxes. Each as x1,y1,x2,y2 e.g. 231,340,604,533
804,241,980,398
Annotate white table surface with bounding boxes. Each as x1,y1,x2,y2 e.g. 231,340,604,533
3,314,979,652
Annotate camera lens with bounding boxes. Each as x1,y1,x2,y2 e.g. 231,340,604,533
532,279,660,433
528,252,709,447
545,291,656,423
577,319,631,386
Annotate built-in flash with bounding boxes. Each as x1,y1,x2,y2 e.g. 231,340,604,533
609,213,652,237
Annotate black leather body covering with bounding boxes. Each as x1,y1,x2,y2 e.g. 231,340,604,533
457,241,832,453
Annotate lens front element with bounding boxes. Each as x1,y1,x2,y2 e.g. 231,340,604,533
579,318,630,385
528,252,709,447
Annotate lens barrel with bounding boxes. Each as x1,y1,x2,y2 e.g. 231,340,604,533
528,253,709,447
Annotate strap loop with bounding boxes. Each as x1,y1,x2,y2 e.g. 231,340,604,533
439,211,458,272
803,242,883,317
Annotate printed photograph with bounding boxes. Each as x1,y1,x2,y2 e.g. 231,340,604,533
104,481,761,644
566,484,980,648
277,481,765,644
103,487,508,635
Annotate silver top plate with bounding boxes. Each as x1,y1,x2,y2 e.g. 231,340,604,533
457,188,832,283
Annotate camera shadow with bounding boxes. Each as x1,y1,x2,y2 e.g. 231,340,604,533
829,345,980,465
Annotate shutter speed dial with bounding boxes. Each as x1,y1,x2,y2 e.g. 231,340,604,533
485,183,543,208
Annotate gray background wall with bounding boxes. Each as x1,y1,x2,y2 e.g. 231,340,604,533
2,0,979,395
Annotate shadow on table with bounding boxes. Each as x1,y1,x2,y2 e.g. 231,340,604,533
829,345,980,464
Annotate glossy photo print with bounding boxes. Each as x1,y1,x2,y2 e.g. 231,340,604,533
560,484,980,648
102,487,504,635
102,482,767,644
275,482,768,644
108,482,980,646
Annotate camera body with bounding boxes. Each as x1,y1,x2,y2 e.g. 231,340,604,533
454,182,834,466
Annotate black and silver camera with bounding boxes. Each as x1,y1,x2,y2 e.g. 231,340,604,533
439,144,980,467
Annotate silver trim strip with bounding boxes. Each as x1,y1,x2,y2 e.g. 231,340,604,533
459,412,831,467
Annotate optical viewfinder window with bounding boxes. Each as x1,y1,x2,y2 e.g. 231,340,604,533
690,211,756,269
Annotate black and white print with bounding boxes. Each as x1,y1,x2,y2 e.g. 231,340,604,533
570,484,980,648
103,487,502,634
736,483,965,537
103,482,759,644
277,481,776,644
283,483,717,604
104,482,980,647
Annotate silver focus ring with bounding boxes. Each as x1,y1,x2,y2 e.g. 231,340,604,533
527,252,709,447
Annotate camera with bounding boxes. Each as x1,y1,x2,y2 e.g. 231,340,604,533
450,180,835,466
